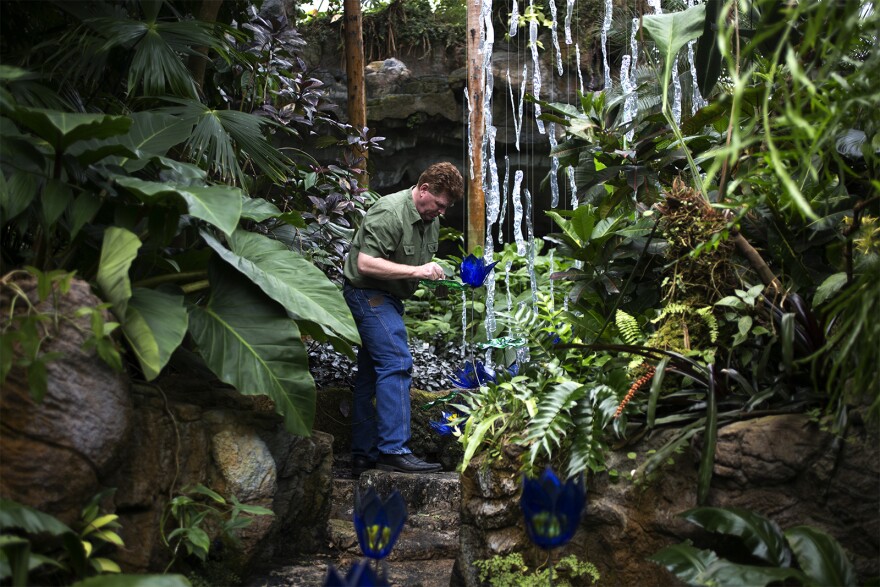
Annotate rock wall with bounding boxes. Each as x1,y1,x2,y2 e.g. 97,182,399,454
0,277,334,575
454,414,880,586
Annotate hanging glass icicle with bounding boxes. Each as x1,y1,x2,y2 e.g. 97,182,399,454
509,0,519,38
507,66,526,152
528,0,545,134
504,261,513,324
601,0,613,91
564,0,574,45
575,44,585,96
548,122,560,208
461,289,468,359
465,87,474,181
687,0,707,114
567,166,583,271
548,248,555,310
620,55,636,143
524,188,538,313
549,0,563,76
484,125,500,362
512,170,526,256
499,156,510,246
624,17,640,143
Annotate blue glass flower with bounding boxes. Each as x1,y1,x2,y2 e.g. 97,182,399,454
460,254,499,288
448,360,497,389
324,559,389,586
430,410,467,435
520,468,586,550
353,488,407,560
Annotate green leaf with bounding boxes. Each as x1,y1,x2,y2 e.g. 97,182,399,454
9,107,131,152
76,111,191,171
71,574,192,587
202,229,360,345
702,559,807,586
648,541,719,583
647,356,670,428
240,196,282,222
694,0,723,96
1,171,38,222
0,499,72,536
187,484,226,504
461,413,503,470
814,272,847,306
188,259,316,436
786,525,857,587
121,288,188,381
642,4,707,110
681,507,791,566
96,227,141,317
697,370,717,505
69,192,103,239
114,177,242,236
41,179,72,227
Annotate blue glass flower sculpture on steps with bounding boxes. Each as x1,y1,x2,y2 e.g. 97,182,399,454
429,409,468,435
324,558,389,586
354,488,407,560
521,468,586,550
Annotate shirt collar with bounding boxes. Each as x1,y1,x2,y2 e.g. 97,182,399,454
404,185,426,226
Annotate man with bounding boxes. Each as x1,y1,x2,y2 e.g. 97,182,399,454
342,162,464,475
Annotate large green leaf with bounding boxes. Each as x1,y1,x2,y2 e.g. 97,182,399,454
681,507,791,567
1,171,38,222
72,575,192,587
114,177,242,236
240,196,282,222
201,229,360,345
9,107,131,152
785,525,857,587
694,0,723,96
642,4,706,109
0,499,71,536
188,259,316,436
73,112,192,172
96,226,141,317
702,560,807,586
648,541,719,584
122,287,188,381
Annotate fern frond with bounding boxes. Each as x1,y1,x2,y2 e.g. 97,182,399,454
697,307,718,343
567,385,617,477
526,381,584,466
615,310,643,345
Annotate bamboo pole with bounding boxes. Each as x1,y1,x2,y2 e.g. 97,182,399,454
466,0,485,253
344,0,368,188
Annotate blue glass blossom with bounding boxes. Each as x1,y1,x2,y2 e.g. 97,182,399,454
448,360,497,389
324,559,389,586
430,410,467,435
460,254,499,288
520,468,586,550
353,488,407,560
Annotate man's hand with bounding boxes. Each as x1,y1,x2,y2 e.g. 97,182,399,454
415,261,445,281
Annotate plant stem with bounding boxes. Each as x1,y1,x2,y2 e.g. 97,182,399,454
133,271,208,289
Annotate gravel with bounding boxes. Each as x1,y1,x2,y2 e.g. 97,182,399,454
307,338,479,392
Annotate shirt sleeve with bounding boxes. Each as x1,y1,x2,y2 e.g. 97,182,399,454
358,205,401,259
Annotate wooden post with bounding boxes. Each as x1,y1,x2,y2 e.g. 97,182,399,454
343,0,368,188
466,0,485,253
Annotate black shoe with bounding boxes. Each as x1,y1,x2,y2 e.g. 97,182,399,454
352,456,377,476
377,453,442,474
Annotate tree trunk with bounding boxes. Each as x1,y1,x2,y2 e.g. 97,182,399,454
344,0,368,189
466,0,485,253
187,0,223,94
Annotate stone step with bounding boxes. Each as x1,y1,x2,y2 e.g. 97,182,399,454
246,554,455,587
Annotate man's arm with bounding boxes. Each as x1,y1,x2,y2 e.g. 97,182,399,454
358,253,444,281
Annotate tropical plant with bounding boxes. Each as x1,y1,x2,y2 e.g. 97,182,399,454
0,496,190,587
650,507,858,587
0,1,370,435
474,552,599,587
160,484,273,572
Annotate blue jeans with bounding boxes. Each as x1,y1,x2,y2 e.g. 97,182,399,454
343,284,413,459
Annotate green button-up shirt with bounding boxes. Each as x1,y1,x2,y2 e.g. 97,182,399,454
343,187,439,300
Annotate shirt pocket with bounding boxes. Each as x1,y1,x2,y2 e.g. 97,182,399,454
403,244,416,256
427,242,439,254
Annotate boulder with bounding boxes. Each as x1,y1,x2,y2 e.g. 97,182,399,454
0,277,132,525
